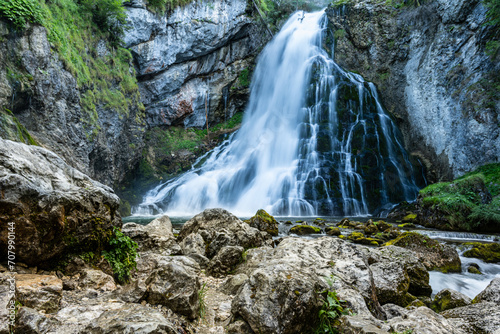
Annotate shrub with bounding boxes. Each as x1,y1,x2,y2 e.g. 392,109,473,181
484,0,500,26
102,227,138,283
0,0,44,29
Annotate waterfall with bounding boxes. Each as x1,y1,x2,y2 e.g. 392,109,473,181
133,10,422,217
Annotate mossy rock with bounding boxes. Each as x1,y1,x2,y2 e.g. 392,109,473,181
284,221,292,225
383,232,461,272
347,232,364,241
364,223,379,235
431,289,471,312
376,220,392,231
325,227,341,236
463,242,500,263
398,223,416,228
406,299,426,309
246,209,279,236
467,265,482,274
402,213,418,222
290,225,321,235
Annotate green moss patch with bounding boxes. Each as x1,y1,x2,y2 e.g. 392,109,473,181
463,242,500,263
418,163,500,232
290,225,321,235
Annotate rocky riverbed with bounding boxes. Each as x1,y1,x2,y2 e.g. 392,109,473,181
2,207,499,333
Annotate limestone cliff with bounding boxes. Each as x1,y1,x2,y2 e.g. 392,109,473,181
327,0,499,182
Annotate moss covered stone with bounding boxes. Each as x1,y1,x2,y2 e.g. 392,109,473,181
246,209,279,236
463,242,500,263
325,226,341,236
383,232,461,272
290,225,321,235
431,289,471,312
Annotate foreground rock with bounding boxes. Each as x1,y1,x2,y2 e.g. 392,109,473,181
473,277,500,304
0,139,121,266
178,208,272,260
384,232,461,272
229,236,450,333
441,302,500,334
245,209,279,236
122,215,181,255
432,289,471,313
16,275,62,314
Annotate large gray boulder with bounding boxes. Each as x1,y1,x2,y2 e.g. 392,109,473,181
0,139,121,266
178,208,272,259
122,215,181,255
442,302,500,334
144,256,200,319
15,275,63,314
473,277,500,304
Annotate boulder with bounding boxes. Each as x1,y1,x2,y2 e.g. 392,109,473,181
16,274,62,313
383,232,461,272
442,302,500,334
0,278,12,334
207,246,244,277
467,263,482,274
85,303,178,333
245,209,279,236
0,139,121,267
180,232,206,256
289,225,322,235
463,242,500,263
14,307,60,333
122,216,180,255
230,237,385,334
473,277,500,304
220,274,249,295
338,306,466,333
144,256,200,319
431,289,471,312
177,208,272,259
78,269,116,292
370,261,412,306
325,226,341,236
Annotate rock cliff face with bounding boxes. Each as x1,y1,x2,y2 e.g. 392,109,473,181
0,0,264,199
0,22,145,188
327,0,499,181
124,0,265,129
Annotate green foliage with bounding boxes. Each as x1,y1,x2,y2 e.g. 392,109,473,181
78,0,127,46
334,29,346,40
146,0,193,14
315,276,349,334
332,0,351,7
419,163,500,231
238,69,251,88
484,0,500,26
102,227,138,283
198,282,208,319
485,40,500,60
0,0,44,29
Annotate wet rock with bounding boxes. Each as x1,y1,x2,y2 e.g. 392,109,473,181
473,277,500,304
178,208,272,259
207,246,244,277
370,261,412,306
383,232,461,272
364,223,379,235
16,275,62,313
289,225,322,235
144,256,200,319
85,303,178,333
467,263,482,274
431,289,471,312
463,242,500,263
122,216,181,255
220,274,249,295
245,209,279,236
0,139,121,267
325,226,341,236
441,302,500,334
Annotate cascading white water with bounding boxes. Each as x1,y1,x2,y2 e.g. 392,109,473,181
134,10,422,217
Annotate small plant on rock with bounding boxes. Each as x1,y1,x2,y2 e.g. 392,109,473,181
198,282,208,320
102,227,138,283
315,276,350,333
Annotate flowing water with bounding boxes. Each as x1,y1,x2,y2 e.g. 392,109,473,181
133,10,423,217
